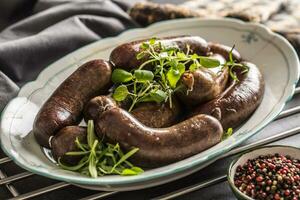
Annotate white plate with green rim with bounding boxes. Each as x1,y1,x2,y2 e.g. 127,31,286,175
0,18,299,191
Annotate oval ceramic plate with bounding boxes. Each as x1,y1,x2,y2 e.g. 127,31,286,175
0,18,299,191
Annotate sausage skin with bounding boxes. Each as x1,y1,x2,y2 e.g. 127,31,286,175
191,62,264,130
33,59,112,148
130,99,181,128
96,107,223,167
83,95,116,122
110,36,210,71
208,42,242,61
178,53,229,105
84,95,181,128
51,126,87,165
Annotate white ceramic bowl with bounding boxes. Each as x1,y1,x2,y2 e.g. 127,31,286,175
0,18,299,191
228,145,300,200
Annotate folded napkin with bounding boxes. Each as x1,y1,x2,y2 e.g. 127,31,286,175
0,0,141,112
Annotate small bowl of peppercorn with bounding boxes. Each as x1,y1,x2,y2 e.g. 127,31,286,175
227,145,300,200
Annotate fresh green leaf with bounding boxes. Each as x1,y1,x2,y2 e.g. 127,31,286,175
222,128,233,140
139,89,167,103
149,38,156,45
130,166,144,174
121,169,138,176
140,42,149,50
134,70,154,82
199,57,220,68
87,120,96,148
169,59,178,69
189,63,198,72
166,69,180,89
191,53,199,60
58,157,88,171
229,66,239,81
177,63,185,74
75,137,88,151
113,85,128,101
65,151,90,156
150,90,167,103
111,69,133,83
166,63,185,89
89,156,98,178
111,148,139,173
177,52,186,59
136,51,146,60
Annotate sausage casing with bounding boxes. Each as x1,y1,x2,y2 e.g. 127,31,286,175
191,62,264,130
110,36,210,71
51,126,87,165
84,95,181,128
177,53,229,105
33,59,112,148
96,107,223,167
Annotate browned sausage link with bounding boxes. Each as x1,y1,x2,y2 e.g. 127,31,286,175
84,95,181,128
83,95,117,122
177,53,229,106
51,126,87,165
33,59,112,148
96,107,223,167
109,36,210,71
130,98,181,128
191,62,264,130
208,42,242,62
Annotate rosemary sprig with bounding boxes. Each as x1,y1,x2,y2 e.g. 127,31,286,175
58,120,143,178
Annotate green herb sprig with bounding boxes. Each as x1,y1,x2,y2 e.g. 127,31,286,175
222,128,233,140
222,45,249,81
112,38,221,111
58,120,143,178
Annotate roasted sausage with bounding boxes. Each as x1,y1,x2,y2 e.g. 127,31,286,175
96,107,223,167
83,95,116,122
177,53,229,105
191,62,264,130
84,95,181,128
208,42,241,62
130,99,181,128
110,36,210,71
33,59,112,148
51,126,87,165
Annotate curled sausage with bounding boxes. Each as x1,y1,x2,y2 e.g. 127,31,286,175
51,126,87,165
33,59,112,148
84,95,181,128
110,36,210,71
96,107,223,167
191,62,264,130
177,53,229,105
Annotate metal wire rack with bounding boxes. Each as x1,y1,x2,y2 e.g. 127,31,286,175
0,86,300,200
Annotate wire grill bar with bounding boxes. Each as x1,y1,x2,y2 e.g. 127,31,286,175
79,191,118,200
0,86,299,199
0,170,19,197
0,172,32,185
9,182,70,200
0,157,11,164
